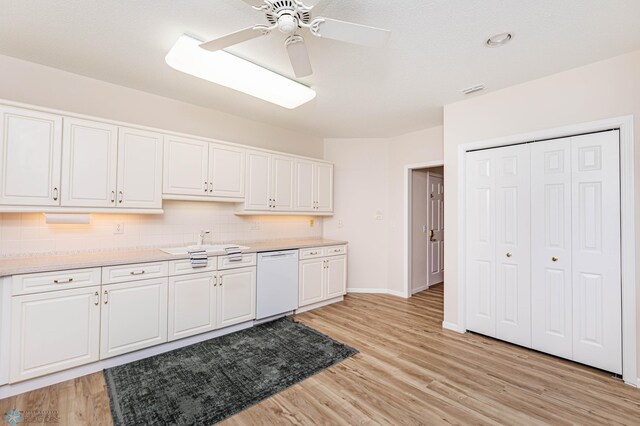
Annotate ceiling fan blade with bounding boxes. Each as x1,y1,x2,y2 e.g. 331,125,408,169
199,27,265,52
286,36,313,78
313,18,390,48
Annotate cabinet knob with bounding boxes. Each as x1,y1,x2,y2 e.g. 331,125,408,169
506,252,512,258
552,256,559,262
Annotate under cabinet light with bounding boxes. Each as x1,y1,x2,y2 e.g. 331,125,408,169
165,34,316,109
44,214,91,225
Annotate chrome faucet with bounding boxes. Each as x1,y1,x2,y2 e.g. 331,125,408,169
198,230,210,247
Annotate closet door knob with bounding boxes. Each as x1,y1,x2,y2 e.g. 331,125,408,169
506,252,512,258
552,256,559,262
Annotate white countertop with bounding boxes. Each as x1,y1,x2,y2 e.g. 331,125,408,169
0,239,347,277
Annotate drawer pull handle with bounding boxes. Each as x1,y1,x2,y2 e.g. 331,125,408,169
111,190,116,203
94,291,99,306
118,191,124,204
103,290,109,304
309,251,318,255
53,278,74,284
130,270,146,275
53,187,59,201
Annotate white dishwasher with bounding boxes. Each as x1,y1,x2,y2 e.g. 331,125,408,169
256,250,299,321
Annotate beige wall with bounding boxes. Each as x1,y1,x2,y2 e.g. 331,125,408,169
0,54,323,158
324,126,443,294
443,49,640,373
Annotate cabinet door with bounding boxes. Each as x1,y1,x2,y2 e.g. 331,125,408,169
116,127,163,209
168,272,217,341
245,151,271,211
315,163,333,212
494,145,531,348
531,138,573,360
217,267,256,328
294,160,314,211
209,144,245,198
61,118,118,207
465,149,496,337
299,258,325,307
325,255,347,299
100,278,168,359
570,131,622,374
0,106,62,206
271,155,295,211
10,286,100,382
163,135,209,197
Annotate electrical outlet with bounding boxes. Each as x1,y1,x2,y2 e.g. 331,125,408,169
375,210,384,220
114,223,124,235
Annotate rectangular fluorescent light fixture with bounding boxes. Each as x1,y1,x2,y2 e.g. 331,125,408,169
165,34,316,109
44,213,91,225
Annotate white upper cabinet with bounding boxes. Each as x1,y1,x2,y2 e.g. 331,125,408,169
61,118,118,207
0,106,62,206
245,151,271,210
271,155,295,211
163,136,210,197
117,127,163,209
209,144,245,198
315,163,333,212
294,160,314,211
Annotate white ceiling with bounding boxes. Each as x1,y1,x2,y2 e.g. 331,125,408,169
1,0,640,138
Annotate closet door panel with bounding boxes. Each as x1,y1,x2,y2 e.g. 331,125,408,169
571,131,621,374
531,138,573,360
465,150,496,337
494,145,531,347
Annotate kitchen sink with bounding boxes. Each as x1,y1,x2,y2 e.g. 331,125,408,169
160,244,250,255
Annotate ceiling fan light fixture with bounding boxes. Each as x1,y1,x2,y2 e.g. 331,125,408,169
485,32,513,48
165,34,316,109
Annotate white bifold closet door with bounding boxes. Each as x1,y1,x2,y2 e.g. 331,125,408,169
531,131,621,374
466,144,531,346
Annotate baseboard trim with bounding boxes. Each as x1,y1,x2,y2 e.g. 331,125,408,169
347,288,408,298
295,296,344,314
411,284,429,294
0,321,253,399
442,321,465,334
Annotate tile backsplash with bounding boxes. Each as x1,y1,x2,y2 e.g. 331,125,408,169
0,201,322,258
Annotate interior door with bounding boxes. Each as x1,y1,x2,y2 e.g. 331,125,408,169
494,145,531,347
100,278,168,359
570,131,622,374
168,272,217,341
465,149,496,337
294,159,314,211
531,138,573,359
10,286,101,382
0,106,62,206
217,267,256,328
116,127,163,209
162,135,209,197
299,258,325,307
61,118,118,207
245,151,271,211
427,173,444,286
315,163,333,212
271,155,295,210
209,144,245,198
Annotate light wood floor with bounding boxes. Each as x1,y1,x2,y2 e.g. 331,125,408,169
1,284,639,425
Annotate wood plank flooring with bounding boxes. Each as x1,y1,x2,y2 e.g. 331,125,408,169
1,284,638,425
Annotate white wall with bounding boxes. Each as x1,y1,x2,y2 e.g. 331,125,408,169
443,49,640,373
0,202,321,257
324,127,443,294
0,54,323,158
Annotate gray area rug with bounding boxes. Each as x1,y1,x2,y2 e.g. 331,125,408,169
104,318,358,425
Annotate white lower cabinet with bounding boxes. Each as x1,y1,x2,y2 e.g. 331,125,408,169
217,267,256,328
299,247,347,308
168,272,217,341
10,286,101,382
100,278,168,359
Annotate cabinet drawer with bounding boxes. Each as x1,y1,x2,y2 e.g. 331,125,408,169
299,247,324,260
169,257,217,276
324,245,347,257
102,261,168,284
217,253,256,270
12,268,101,296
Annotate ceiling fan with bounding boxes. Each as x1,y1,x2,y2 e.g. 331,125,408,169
200,0,391,78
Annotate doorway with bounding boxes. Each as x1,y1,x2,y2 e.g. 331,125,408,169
404,161,445,297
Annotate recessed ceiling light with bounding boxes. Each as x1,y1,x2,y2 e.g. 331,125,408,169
485,32,513,48
165,34,316,109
